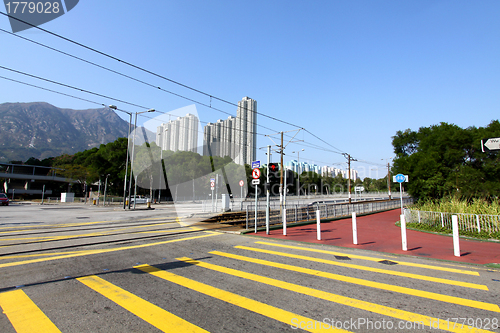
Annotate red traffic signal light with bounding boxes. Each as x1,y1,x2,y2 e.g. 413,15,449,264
269,163,279,172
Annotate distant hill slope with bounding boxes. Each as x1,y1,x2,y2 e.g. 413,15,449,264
0,102,130,162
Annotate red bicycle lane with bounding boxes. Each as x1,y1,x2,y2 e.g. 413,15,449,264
253,209,500,265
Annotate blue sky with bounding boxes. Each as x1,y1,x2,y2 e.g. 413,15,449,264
1,1,499,179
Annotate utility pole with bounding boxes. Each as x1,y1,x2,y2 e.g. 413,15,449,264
343,153,357,204
280,131,284,211
265,130,302,210
266,145,271,235
387,162,392,200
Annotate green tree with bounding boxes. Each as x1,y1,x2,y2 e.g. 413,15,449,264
392,121,500,200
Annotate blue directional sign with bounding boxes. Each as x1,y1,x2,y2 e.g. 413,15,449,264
251,161,261,169
393,174,408,183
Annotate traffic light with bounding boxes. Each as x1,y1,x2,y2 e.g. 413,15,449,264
268,163,279,172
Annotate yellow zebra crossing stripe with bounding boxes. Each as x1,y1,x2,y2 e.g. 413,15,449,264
211,250,499,313
77,275,207,333
234,245,488,290
135,264,353,333
176,257,495,333
0,232,219,268
254,241,480,276
0,289,61,333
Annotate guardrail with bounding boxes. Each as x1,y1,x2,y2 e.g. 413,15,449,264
244,198,413,229
404,209,500,235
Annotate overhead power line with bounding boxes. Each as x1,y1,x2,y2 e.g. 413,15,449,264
0,11,350,157
0,11,304,130
0,74,268,152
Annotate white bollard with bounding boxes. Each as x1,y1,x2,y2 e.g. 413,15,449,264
316,210,321,240
352,212,358,245
452,215,460,257
400,214,407,251
283,208,287,236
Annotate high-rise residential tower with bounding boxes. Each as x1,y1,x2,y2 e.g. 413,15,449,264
235,97,257,165
203,97,257,166
156,113,199,153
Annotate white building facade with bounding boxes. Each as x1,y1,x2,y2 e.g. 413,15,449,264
156,113,199,153
203,97,257,165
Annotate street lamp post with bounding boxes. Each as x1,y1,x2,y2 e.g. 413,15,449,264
292,149,304,199
128,109,156,209
103,174,109,206
382,157,393,200
109,105,133,209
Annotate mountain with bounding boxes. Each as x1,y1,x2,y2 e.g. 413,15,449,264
0,102,130,162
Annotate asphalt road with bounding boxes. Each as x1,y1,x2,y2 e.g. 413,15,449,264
0,203,499,332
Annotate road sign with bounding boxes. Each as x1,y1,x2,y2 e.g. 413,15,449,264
393,174,408,183
481,138,500,152
239,180,244,187
252,168,261,179
252,179,260,185
354,186,365,192
251,161,261,169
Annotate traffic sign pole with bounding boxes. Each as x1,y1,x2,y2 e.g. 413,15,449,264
400,182,403,214
210,178,215,213
393,174,408,215
251,161,261,234
254,182,258,233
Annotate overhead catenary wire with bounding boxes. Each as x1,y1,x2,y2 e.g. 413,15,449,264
0,74,267,153
0,11,352,159
0,25,307,149
0,66,345,157
0,11,304,130
1,74,367,176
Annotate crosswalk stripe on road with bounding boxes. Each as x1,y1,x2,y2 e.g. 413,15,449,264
234,245,488,290
254,241,480,276
210,250,499,313
77,275,208,333
135,264,353,333
176,256,495,333
0,289,61,333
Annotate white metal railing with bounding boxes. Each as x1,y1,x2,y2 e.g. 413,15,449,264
404,209,500,235
245,198,414,229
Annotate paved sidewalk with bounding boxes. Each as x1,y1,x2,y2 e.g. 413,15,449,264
250,209,500,265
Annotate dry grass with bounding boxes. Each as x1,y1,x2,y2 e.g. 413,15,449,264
413,197,500,215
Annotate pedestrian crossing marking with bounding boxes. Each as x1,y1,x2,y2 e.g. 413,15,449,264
0,289,61,333
234,245,488,290
0,232,220,269
77,275,208,333
0,223,193,243
176,257,495,333
134,264,353,333
0,217,180,233
254,241,480,276
210,250,500,313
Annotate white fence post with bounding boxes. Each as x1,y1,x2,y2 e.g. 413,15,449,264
401,214,407,251
452,215,460,257
352,212,358,245
316,209,321,240
476,215,481,233
283,208,287,236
